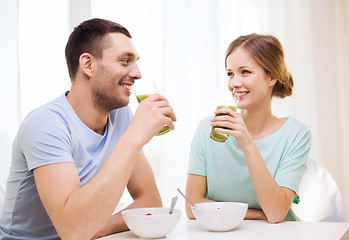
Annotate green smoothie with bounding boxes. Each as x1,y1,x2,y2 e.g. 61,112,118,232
136,94,171,136
216,106,237,111
136,94,150,102
209,106,237,142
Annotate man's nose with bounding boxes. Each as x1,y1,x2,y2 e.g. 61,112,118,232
129,63,142,80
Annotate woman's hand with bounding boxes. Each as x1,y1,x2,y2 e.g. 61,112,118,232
210,108,253,150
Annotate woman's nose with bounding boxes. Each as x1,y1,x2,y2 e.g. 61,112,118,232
228,76,242,90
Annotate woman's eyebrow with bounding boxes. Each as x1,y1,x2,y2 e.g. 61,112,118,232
226,65,250,71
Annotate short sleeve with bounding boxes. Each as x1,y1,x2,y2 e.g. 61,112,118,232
187,118,210,176
275,127,312,198
17,108,74,171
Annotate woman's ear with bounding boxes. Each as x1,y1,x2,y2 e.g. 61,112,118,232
269,74,277,87
79,53,94,78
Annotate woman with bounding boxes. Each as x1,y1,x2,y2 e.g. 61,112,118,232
186,33,311,223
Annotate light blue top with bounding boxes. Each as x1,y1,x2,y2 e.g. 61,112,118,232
187,116,311,221
0,92,140,239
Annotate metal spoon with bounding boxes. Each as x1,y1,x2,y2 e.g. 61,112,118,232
169,196,178,214
177,188,196,208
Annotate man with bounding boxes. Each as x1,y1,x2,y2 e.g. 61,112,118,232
0,18,176,239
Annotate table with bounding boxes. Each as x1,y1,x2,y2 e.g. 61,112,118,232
98,218,349,240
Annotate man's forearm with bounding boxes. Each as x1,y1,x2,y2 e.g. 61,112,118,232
35,129,145,240
92,195,162,238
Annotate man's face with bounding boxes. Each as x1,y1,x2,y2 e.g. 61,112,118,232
90,32,141,112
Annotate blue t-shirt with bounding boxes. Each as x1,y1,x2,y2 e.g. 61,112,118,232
187,116,311,220
0,92,140,239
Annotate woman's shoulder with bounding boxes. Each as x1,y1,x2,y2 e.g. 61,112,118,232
199,116,213,124
282,117,311,133
196,116,214,131
191,116,214,139
278,117,312,145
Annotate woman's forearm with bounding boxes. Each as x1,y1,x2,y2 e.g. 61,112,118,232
242,143,294,222
244,209,267,220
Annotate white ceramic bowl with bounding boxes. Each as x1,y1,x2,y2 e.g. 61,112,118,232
192,202,248,232
121,207,182,239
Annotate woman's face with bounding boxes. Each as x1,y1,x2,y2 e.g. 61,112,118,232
226,46,276,110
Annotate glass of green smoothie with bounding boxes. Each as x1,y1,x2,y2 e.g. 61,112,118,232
133,78,171,136
209,90,239,143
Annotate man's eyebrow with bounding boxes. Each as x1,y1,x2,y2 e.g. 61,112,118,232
119,51,140,60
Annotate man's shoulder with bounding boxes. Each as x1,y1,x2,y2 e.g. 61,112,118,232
26,93,67,115
19,94,71,134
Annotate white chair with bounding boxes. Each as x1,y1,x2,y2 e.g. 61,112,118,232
0,185,4,219
292,158,346,222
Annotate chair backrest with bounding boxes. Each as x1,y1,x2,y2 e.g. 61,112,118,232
291,158,346,222
0,185,4,219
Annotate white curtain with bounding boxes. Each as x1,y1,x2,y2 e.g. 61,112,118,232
1,0,348,219
334,0,349,221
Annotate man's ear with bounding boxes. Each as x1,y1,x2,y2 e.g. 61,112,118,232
79,53,94,78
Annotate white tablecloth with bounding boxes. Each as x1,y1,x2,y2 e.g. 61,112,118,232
98,218,349,240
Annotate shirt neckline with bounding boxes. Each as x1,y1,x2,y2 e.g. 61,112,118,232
254,116,292,147
62,91,110,139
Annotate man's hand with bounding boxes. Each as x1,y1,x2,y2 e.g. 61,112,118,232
130,94,176,145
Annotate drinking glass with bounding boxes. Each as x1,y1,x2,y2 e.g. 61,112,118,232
209,90,239,142
133,78,171,136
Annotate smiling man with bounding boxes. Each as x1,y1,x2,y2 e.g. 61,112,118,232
0,18,176,240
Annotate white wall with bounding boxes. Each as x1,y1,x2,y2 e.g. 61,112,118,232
0,0,20,189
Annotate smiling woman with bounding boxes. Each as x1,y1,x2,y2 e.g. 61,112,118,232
185,33,312,223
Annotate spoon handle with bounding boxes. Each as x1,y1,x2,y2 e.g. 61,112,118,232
177,188,196,208
169,196,178,214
